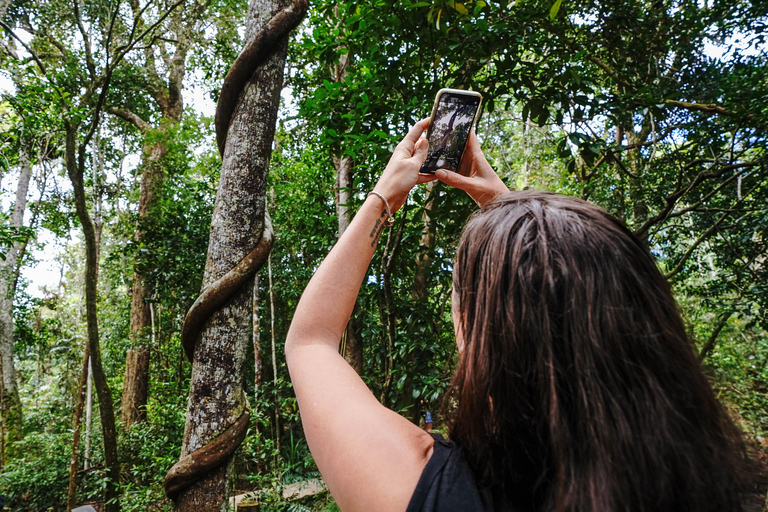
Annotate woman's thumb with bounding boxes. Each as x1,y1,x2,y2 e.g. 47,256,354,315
435,169,470,191
413,137,429,163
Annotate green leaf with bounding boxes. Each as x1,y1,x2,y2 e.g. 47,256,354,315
549,0,563,20
448,1,469,15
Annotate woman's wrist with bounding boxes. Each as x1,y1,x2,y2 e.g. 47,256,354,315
360,192,393,247
367,191,395,227
371,184,408,214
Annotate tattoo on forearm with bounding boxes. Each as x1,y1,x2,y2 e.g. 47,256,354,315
369,218,381,239
369,209,388,247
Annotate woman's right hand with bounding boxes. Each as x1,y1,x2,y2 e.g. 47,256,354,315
435,130,509,208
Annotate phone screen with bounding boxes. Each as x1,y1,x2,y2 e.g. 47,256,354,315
420,92,481,174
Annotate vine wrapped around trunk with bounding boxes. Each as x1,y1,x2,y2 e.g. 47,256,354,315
163,0,308,505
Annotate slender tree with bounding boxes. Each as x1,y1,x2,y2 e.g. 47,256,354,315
66,345,90,511
0,143,31,451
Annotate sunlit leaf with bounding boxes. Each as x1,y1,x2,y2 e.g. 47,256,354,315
549,0,562,20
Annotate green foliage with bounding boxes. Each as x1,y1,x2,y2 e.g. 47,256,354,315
136,119,219,309
119,414,185,511
107,112,219,354
0,433,70,511
0,213,33,259
679,290,768,440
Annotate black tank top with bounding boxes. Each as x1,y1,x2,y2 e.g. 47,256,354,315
406,434,494,512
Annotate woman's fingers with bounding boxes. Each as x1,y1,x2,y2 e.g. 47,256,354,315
416,173,439,185
397,118,430,154
435,169,473,191
436,168,508,207
411,136,429,163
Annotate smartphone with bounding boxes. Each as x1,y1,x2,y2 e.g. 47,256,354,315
419,88,483,175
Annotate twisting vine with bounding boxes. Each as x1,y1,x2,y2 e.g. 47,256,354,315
163,0,308,499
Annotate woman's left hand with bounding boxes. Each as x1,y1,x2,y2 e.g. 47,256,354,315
372,118,437,213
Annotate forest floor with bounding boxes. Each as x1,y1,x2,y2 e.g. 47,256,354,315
230,478,326,508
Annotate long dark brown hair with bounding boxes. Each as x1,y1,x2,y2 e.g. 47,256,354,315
449,191,751,512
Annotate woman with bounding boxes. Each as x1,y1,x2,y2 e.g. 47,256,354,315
285,119,751,512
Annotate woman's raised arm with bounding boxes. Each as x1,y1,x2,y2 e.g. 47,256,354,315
286,119,437,512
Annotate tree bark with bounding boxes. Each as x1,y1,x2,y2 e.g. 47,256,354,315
268,254,280,456
408,181,437,423
626,129,650,242
333,154,364,373
0,144,31,453
411,181,437,302
253,273,262,396
64,124,120,512
379,218,406,404
174,0,289,508
122,348,150,425
67,348,90,511
330,38,364,373
122,131,180,429
123,133,170,427
698,311,733,362
84,358,93,469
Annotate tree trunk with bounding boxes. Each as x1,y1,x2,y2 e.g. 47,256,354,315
84,358,93,469
251,273,268,473
64,124,120,512
408,181,437,423
268,254,280,456
252,271,268,473
333,154,353,236
626,129,650,242
67,347,90,511
253,273,262,397
121,0,190,427
379,218,406,404
411,181,437,302
0,144,31,454
333,154,364,373
122,126,175,428
0,361,5,468
174,0,289,507
329,31,364,374
122,348,150,425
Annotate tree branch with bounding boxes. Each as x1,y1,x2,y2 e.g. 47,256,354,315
664,164,761,220
106,106,151,132
664,177,762,281
0,20,47,74
128,0,165,106
73,0,96,78
698,310,734,362
664,212,731,280
636,158,754,238
588,55,634,90
42,29,68,57
664,99,739,117
81,0,183,151
114,0,186,67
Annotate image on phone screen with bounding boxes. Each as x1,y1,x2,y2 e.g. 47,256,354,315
420,92,481,174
